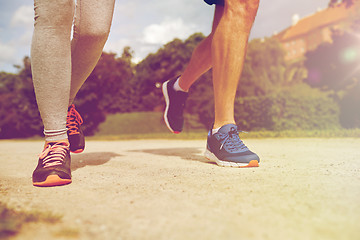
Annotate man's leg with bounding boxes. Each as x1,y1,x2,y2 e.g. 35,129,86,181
178,6,223,91
162,6,223,133
205,0,260,168
211,0,259,129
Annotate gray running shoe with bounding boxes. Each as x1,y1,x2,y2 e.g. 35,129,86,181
205,124,260,167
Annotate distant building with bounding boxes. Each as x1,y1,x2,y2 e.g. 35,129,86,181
273,3,358,61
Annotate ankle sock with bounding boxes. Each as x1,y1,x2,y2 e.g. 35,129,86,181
173,77,188,92
44,128,68,141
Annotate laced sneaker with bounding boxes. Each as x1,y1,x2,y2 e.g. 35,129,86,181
67,104,85,153
32,142,72,187
204,124,260,167
162,77,188,133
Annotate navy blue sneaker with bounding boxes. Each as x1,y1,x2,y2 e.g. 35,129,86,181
205,124,260,167
162,77,188,134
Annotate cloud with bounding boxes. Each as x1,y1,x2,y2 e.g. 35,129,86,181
142,17,197,45
0,41,16,63
10,5,33,27
103,38,133,54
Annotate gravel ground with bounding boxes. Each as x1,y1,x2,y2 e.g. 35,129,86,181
0,138,359,240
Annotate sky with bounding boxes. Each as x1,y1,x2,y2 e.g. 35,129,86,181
0,0,330,73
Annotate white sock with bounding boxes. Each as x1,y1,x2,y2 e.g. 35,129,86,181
212,127,221,135
173,77,188,92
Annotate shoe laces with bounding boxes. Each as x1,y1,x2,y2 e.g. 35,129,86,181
39,142,69,168
66,105,83,135
217,127,248,153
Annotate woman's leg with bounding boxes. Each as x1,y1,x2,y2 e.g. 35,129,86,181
68,0,115,105
31,0,75,187
31,0,74,143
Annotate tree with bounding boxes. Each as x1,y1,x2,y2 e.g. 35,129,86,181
0,57,42,138
74,48,135,135
304,31,360,96
133,33,204,111
240,37,306,97
305,30,360,128
187,37,308,129
329,0,354,7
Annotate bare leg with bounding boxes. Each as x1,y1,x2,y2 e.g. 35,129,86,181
211,0,259,129
178,6,223,91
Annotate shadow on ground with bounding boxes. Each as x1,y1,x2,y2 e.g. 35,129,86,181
131,147,215,165
71,152,122,171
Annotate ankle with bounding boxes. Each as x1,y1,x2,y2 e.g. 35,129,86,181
213,121,236,130
173,77,189,92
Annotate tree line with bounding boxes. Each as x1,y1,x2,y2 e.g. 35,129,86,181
1,27,360,138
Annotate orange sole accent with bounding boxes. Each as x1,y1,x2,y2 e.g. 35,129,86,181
71,149,84,154
240,160,259,168
33,175,72,187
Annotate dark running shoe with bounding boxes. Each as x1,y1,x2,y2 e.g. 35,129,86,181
205,124,260,167
162,77,188,134
32,142,72,187
67,104,85,153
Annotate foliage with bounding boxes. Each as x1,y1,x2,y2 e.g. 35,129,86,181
73,49,134,135
339,81,360,128
329,0,354,7
304,31,360,128
134,33,204,111
195,83,340,131
235,84,340,131
185,37,309,129
240,38,306,97
1,27,356,138
0,48,135,138
304,31,360,95
0,57,42,139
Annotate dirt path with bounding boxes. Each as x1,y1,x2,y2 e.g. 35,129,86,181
1,138,359,240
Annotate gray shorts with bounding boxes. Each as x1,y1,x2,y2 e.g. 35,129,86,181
204,0,224,6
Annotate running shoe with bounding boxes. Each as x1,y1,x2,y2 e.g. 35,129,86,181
32,142,72,187
162,77,188,133
204,124,260,167
67,104,85,153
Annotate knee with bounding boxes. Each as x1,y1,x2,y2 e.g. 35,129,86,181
75,22,111,43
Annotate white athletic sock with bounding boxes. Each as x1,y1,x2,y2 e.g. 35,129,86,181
173,77,188,92
212,127,221,135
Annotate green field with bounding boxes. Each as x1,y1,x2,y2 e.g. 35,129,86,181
93,112,360,139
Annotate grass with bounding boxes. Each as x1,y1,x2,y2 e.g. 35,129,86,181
2,112,359,142
93,112,360,139
97,112,172,135
0,202,62,239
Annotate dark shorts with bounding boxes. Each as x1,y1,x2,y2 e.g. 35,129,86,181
204,0,225,6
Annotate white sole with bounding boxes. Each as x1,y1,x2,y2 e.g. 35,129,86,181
204,149,259,168
162,81,176,133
